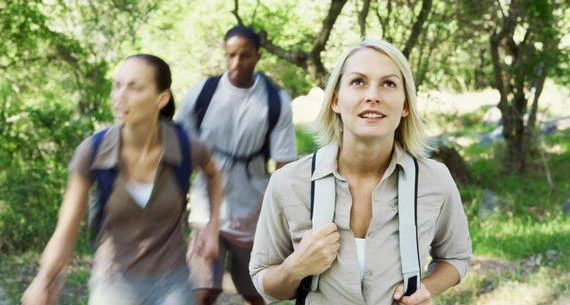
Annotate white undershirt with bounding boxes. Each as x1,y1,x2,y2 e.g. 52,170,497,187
355,238,366,280
126,180,153,209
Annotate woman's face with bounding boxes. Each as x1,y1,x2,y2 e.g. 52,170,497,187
110,58,166,126
332,48,409,144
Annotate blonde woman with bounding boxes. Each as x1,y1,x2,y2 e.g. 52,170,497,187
250,40,472,305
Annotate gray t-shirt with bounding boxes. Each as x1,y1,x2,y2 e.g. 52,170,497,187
176,72,297,244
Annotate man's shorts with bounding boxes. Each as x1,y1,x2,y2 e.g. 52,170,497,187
187,229,259,299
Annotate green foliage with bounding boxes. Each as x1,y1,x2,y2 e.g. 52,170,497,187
1,2,570,303
469,217,570,262
295,124,318,157
460,130,570,219
0,84,93,253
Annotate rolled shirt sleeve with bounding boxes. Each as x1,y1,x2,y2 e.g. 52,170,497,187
424,161,472,282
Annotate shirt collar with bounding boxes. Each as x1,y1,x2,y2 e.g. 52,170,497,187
311,140,414,181
311,141,339,181
90,121,183,170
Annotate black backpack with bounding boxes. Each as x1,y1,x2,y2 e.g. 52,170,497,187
193,73,281,178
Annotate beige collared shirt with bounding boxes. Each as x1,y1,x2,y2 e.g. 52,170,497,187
69,121,211,277
250,141,472,305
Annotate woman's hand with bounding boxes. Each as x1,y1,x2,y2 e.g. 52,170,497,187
283,222,340,279
392,282,433,305
189,222,220,261
21,276,62,305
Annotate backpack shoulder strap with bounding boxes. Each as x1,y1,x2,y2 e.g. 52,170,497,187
398,153,421,296
264,75,281,135
90,128,108,164
260,74,282,159
296,149,333,305
310,149,335,291
172,123,192,202
193,75,222,132
298,150,421,303
89,128,116,248
90,128,115,206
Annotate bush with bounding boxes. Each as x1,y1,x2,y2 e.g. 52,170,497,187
0,94,94,253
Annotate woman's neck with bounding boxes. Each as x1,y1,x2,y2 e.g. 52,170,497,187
121,121,161,152
337,136,394,180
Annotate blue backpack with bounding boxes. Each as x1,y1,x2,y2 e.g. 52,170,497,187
192,73,281,179
88,124,191,248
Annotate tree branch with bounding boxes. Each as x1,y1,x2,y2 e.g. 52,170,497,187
258,30,308,69
231,0,244,25
375,0,393,42
359,0,372,39
251,0,261,24
312,0,348,56
402,0,432,57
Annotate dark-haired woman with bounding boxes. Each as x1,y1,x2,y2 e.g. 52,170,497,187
21,54,222,305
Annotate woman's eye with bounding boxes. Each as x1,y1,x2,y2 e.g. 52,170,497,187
350,79,364,86
383,80,396,88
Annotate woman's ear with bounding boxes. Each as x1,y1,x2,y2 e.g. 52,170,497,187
331,92,340,114
157,90,171,109
401,100,410,118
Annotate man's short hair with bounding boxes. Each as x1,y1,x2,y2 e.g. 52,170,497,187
224,24,261,51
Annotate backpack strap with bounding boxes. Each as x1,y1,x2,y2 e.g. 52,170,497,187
297,150,420,303
194,73,281,179
89,128,115,248
172,123,192,201
295,149,335,305
398,153,421,296
309,149,335,291
88,125,193,248
260,75,281,160
194,75,222,132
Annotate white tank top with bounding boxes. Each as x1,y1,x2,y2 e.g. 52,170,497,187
126,180,153,209
355,237,366,280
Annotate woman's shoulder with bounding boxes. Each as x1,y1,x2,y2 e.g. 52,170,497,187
416,157,457,187
270,154,313,183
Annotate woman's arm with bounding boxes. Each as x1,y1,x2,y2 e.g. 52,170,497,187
21,171,91,305
260,223,340,300
392,261,459,305
190,157,222,261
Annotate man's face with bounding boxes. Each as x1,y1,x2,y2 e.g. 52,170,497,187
224,35,261,88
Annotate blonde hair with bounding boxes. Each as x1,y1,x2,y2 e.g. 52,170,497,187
313,39,428,158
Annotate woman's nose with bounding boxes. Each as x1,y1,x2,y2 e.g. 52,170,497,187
111,88,126,106
364,86,381,103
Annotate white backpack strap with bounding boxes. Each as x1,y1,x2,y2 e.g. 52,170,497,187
310,148,335,291
398,153,421,296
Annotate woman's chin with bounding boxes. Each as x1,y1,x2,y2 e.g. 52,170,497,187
114,118,125,126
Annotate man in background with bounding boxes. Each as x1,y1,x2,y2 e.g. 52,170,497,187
176,24,297,305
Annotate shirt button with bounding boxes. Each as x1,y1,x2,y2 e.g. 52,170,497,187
373,195,380,201
365,271,372,277
368,232,375,238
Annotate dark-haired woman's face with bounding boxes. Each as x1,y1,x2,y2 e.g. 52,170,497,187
110,58,167,126
224,36,261,88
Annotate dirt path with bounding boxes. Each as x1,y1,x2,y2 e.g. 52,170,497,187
2,255,568,305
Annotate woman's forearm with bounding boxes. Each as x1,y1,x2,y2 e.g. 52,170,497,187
422,261,460,297
261,258,305,300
